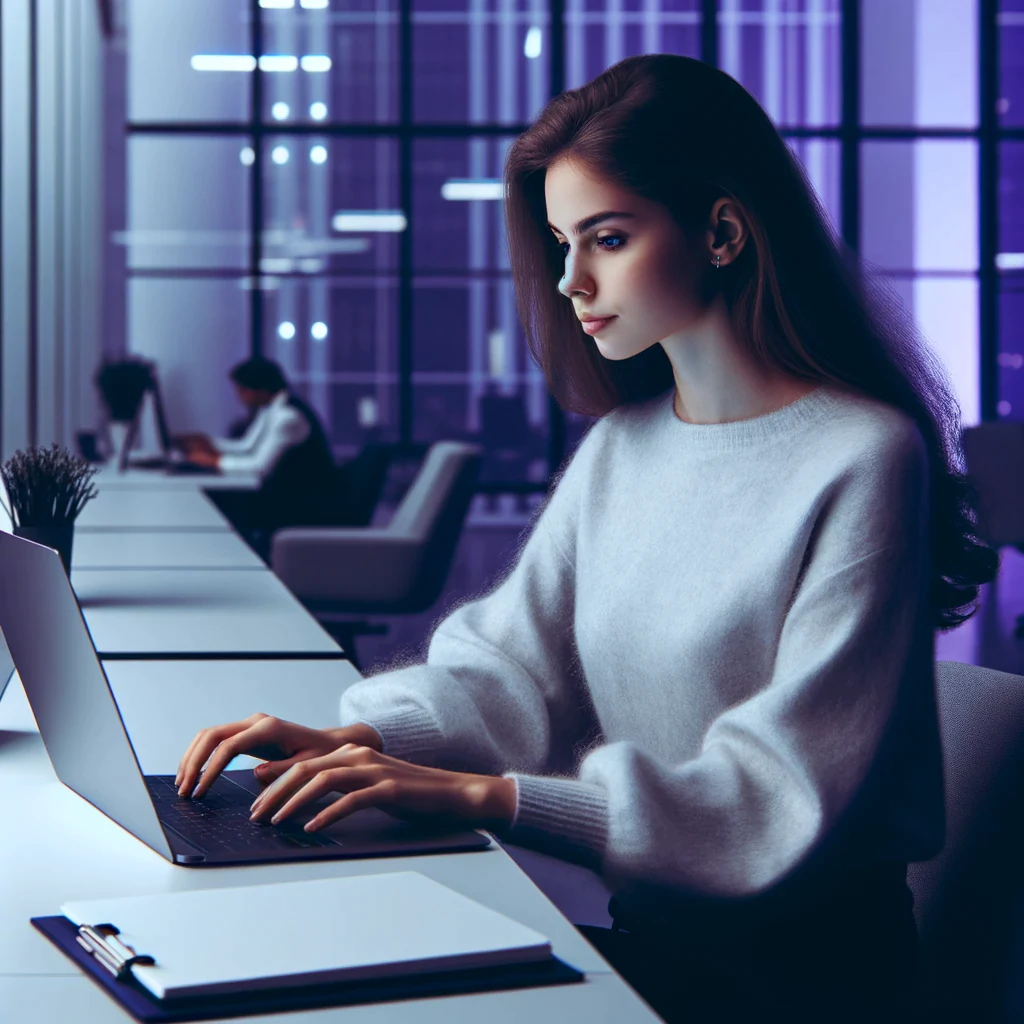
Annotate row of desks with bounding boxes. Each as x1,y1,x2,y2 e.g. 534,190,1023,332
0,467,657,1022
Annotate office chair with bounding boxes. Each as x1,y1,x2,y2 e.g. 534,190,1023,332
906,660,1024,1022
329,443,394,527
960,423,1024,636
270,442,482,669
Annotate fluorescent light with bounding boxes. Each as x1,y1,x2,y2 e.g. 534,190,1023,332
311,321,329,340
191,54,257,72
996,252,1024,271
441,179,504,201
300,55,332,72
332,211,407,232
309,101,328,120
271,101,290,121
278,321,296,340
271,145,290,165
259,0,294,7
239,147,256,166
310,145,328,165
297,257,326,273
524,26,543,59
260,55,299,72
260,258,295,273
300,0,330,7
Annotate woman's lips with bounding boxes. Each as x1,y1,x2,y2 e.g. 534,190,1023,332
581,316,616,335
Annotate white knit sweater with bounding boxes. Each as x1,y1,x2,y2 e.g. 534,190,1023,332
339,384,944,898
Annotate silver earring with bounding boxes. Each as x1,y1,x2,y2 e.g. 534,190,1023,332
714,254,721,269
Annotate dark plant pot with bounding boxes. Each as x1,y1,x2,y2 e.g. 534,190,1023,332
14,524,74,574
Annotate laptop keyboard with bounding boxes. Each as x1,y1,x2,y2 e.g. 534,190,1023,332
146,774,342,855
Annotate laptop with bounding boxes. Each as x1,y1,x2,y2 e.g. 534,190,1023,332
0,531,491,866
120,367,219,477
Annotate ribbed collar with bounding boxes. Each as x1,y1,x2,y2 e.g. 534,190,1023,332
653,384,852,453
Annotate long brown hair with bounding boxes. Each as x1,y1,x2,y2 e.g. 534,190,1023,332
504,53,998,631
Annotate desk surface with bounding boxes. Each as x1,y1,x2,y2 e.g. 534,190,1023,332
0,672,656,1022
92,465,261,491
77,488,230,531
72,568,342,656
71,529,265,570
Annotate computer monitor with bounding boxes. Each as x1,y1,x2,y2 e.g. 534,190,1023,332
118,365,175,472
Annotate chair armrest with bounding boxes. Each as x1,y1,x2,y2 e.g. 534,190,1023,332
271,528,423,604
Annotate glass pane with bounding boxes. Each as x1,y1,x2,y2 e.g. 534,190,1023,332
126,137,251,270
718,0,841,127
128,279,251,436
413,0,550,124
414,137,514,273
861,0,978,127
412,276,549,483
262,277,400,455
999,142,1024,262
861,140,978,273
785,137,841,237
262,136,400,274
998,275,1024,418
127,0,251,123
565,0,700,91
999,0,1024,126
260,0,399,124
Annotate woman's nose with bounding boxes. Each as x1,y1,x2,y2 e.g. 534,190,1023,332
558,252,592,298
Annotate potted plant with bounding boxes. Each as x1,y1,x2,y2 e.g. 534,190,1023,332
95,358,154,464
0,444,99,572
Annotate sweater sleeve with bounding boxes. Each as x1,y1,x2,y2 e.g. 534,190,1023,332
337,422,604,785
504,423,934,896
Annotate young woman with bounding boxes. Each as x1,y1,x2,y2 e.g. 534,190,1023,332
176,55,998,1021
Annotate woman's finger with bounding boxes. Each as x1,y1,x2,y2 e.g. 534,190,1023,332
263,766,374,824
176,713,267,790
189,718,279,799
303,783,398,832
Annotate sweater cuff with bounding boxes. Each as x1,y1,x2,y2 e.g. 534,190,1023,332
501,773,610,862
340,705,443,764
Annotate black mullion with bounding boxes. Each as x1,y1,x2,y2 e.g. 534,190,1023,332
250,0,264,357
700,0,718,67
546,0,567,477
126,122,1001,141
398,0,413,449
979,0,998,421
839,0,860,253
28,0,38,447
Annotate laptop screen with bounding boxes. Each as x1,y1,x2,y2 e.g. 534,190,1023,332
0,532,172,858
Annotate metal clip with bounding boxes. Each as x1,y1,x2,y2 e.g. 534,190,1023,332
74,923,156,981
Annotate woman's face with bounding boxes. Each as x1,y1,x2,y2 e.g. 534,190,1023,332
544,157,708,361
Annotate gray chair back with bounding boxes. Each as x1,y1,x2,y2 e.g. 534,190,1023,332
907,660,1024,1020
961,423,1024,548
387,442,481,613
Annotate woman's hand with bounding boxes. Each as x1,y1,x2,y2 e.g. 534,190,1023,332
175,713,383,800
248,744,518,833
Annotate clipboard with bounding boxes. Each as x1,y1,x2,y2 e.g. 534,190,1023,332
32,915,584,1023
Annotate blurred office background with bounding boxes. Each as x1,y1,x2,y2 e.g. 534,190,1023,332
0,0,1022,671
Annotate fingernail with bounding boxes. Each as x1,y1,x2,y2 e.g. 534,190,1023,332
304,820,319,833
270,813,282,825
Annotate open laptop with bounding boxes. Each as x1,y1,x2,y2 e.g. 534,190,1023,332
0,531,491,866
121,367,219,477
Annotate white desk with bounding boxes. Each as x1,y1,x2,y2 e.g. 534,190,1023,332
72,569,342,656
0,672,656,1022
77,488,229,531
92,464,261,492
71,530,265,570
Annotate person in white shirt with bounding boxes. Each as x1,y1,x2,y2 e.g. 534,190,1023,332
174,56,999,1020
183,358,335,551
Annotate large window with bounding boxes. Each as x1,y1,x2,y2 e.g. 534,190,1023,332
122,0,1005,485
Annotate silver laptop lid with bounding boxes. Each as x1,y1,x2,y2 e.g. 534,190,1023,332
0,531,172,859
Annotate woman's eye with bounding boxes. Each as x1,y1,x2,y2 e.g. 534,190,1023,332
559,241,571,256
597,234,625,251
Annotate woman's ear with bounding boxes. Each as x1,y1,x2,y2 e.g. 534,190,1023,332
706,197,750,269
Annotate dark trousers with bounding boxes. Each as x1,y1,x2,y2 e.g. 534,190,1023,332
577,863,918,1024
